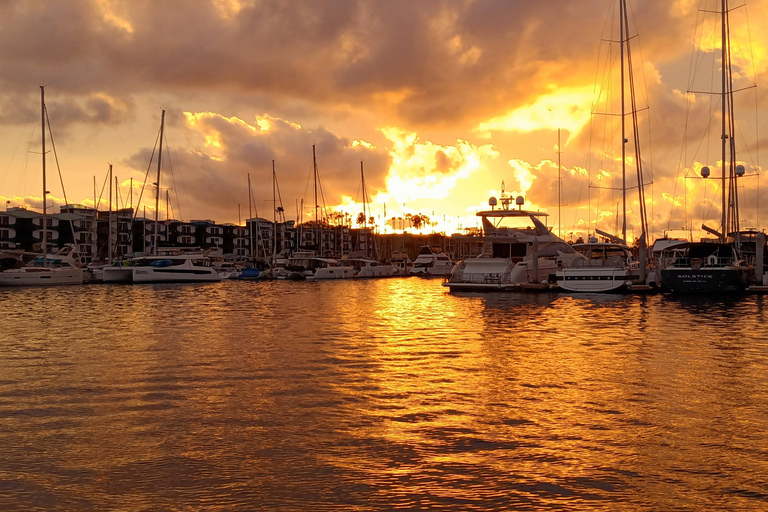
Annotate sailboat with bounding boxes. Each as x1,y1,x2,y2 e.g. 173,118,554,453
659,0,751,293
0,86,84,286
282,146,353,280
342,161,398,278
555,0,651,293
129,110,221,284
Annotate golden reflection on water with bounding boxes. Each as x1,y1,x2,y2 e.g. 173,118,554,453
0,281,767,510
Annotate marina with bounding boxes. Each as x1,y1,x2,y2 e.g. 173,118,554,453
3,0,768,510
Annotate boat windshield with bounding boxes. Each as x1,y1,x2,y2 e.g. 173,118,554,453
487,215,540,231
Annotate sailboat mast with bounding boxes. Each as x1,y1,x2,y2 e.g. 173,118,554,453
248,173,253,261
361,161,368,257
721,0,728,241
557,128,562,239
108,164,113,262
272,161,277,265
41,86,47,261
620,0,627,243
313,145,321,256
153,109,165,256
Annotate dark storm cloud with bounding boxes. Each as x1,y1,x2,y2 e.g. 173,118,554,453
0,91,134,129
0,0,705,129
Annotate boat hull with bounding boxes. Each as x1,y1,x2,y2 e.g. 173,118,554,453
355,266,398,278
0,268,84,286
306,266,354,280
556,269,638,293
409,266,452,277
660,267,747,293
132,267,221,283
102,267,133,283
443,281,517,292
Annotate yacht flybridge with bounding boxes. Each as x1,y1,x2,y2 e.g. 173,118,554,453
444,194,577,292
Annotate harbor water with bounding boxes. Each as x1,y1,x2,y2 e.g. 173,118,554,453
1,279,767,511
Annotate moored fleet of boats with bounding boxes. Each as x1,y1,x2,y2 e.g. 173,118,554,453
2,1,765,297
3,192,768,295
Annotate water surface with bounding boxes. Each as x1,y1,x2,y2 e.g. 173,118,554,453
1,279,767,510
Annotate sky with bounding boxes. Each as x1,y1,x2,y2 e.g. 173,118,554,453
1,0,767,242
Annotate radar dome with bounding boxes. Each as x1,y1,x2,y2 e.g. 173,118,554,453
736,165,746,177
701,166,711,178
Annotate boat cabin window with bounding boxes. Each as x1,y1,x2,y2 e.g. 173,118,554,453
492,242,527,260
489,216,539,231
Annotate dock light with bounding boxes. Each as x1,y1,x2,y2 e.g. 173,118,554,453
736,165,746,177
701,166,711,178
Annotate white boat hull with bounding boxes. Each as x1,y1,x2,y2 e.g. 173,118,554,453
0,268,84,287
556,268,636,292
306,266,354,280
355,265,398,278
132,266,221,283
409,265,452,277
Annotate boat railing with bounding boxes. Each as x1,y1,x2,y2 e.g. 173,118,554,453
570,257,627,269
667,256,735,268
450,272,512,284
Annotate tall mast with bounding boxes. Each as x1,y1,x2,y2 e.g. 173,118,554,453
272,160,277,266
620,0,627,243
41,85,47,261
557,129,562,239
115,174,119,258
108,164,113,262
248,173,254,261
361,161,367,257
721,0,727,241
153,109,165,256
313,145,321,256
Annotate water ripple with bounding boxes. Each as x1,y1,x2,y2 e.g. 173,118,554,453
0,280,767,510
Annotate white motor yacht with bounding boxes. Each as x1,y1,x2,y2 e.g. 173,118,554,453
408,246,453,277
0,251,83,287
556,242,639,293
282,252,354,280
343,258,398,278
444,195,578,292
131,254,221,283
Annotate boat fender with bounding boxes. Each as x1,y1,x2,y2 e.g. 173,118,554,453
708,255,717,266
